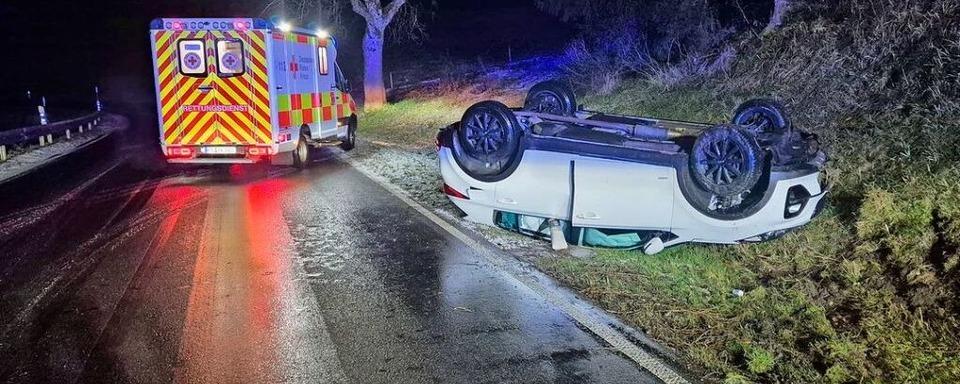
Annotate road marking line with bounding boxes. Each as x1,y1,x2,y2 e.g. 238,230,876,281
342,156,691,384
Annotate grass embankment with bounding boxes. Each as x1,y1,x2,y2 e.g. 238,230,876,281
358,100,462,147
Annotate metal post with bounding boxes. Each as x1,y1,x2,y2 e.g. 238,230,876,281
0,145,6,162
46,134,53,144
66,129,71,140
40,136,46,146
389,72,395,90
79,124,84,133
508,45,513,63
88,122,92,130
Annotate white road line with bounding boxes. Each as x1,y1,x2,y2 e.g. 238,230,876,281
342,156,691,384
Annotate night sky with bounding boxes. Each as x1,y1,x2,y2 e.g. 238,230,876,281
0,0,567,110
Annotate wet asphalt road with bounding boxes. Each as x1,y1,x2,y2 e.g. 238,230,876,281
0,117,661,383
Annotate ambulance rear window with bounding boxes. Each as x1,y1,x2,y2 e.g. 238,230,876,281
177,39,207,76
216,39,245,76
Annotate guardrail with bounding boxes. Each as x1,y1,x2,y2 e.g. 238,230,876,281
0,112,102,162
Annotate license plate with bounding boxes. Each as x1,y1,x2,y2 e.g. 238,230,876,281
200,146,238,155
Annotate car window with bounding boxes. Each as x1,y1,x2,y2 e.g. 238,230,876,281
216,39,245,76
177,39,207,76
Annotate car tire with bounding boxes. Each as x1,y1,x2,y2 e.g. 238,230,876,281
732,98,791,135
690,124,764,196
523,80,577,116
451,101,523,181
340,117,357,151
293,130,310,169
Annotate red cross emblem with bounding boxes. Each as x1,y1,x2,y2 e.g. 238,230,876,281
289,55,299,73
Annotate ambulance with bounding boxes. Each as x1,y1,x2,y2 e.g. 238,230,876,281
149,18,358,167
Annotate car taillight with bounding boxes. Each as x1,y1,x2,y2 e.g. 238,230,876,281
443,184,469,199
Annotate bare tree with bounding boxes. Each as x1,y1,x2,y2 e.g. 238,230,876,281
764,0,791,33
349,0,407,110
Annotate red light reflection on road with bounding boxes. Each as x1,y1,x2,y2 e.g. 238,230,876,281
175,177,300,382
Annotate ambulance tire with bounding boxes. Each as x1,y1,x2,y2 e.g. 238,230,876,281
340,117,357,151
293,131,311,169
523,80,577,117
452,101,522,182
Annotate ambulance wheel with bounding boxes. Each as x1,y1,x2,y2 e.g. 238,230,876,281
690,125,764,196
732,99,791,135
293,131,310,169
340,117,357,151
523,80,577,117
452,101,522,181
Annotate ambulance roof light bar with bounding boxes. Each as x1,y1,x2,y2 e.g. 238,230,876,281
149,18,271,31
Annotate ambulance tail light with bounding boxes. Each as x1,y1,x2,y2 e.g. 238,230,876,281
246,146,273,156
166,147,195,158
171,21,184,31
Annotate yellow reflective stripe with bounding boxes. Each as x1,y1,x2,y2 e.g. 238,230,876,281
195,119,219,144
216,111,254,143
215,119,242,144
183,111,215,144
177,88,216,136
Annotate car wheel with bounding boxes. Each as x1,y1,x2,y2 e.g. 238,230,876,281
293,131,310,169
340,117,357,151
732,98,791,135
452,101,522,181
690,125,764,196
523,80,577,116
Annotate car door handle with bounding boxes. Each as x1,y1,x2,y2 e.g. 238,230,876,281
498,198,518,205
576,212,600,220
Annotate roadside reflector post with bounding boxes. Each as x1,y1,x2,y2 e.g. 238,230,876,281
66,129,71,139
47,134,53,144
79,124,83,133
39,136,46,146
0,145,6,162
38,105,48,125
88,122,92,130
95,86,103,112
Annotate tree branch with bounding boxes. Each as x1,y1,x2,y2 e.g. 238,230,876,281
349,0,372,19
383,0,408,23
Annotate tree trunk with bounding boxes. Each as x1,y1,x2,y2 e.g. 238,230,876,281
764,0,791,33
362,28,387,111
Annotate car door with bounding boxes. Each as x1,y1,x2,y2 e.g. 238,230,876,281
571,158,675,230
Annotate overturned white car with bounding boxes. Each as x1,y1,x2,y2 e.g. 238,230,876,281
437,81,828,254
